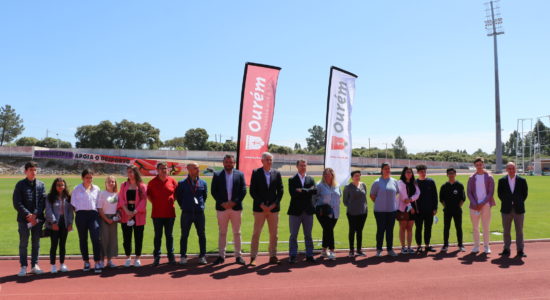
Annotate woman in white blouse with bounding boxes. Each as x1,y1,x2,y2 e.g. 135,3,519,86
71,169,102,273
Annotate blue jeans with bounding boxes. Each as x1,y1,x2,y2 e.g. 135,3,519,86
75,210,101,262
289,213,314,257
153,217,175,259
18,221,42,267
180,211,206,257
374,211,397,251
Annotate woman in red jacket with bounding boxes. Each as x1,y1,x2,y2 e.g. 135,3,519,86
118,165,147,267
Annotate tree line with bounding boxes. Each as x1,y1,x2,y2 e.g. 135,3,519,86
2,104,548,163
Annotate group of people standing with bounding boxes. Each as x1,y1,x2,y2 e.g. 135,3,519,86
13,154,528,277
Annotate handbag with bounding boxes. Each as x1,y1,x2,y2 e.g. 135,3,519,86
396,211,410,221
40,227,52,238
316,204,333,217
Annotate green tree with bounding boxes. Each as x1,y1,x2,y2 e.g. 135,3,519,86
114,120,161,149
392,136,408,159
37,137,71,148
269,143,293,154
205,141,223,151
164,137,186,150
16,137,40,146
75,121,116,148
503,130,519,156
305,125,325,153
222,140,237,151
0,105,25,146
183,128,209,150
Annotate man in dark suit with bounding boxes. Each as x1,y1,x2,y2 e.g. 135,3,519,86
498,162,528,258
249,152,284,265
287,159,316,264
211,154,247,265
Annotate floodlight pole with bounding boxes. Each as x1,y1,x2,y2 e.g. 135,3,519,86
487,1,504,173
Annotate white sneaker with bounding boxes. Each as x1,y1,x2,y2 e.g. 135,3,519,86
328,252,336,260
97,261,104,269
388,250,398,257
320,250,328,258
60,264,69,272
484,246,492,254
179,257,187,265
376,250,382,257
198,256,207,265
31,265,44,275
134,259,142,267
17,267,27,277
471,246,480,253
124,258,132,267
459,247,466,252
51,265,57,274
107,261,116,268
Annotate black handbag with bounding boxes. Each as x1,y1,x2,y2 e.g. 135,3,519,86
40,227,52,238
316,204,332,217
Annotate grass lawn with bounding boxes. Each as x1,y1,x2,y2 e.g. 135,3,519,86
1,174,548,256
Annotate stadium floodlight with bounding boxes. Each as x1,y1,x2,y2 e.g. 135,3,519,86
485,0,505,173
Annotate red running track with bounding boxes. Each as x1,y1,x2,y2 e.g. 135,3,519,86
1,241,549,300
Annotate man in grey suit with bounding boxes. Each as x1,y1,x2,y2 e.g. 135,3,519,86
497,162,528,258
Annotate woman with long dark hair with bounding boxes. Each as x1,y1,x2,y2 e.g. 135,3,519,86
370,162,399,257
118,165,148,267
397,167,420,254
45,178,74,273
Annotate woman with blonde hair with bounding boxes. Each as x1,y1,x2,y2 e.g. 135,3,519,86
315,168,341,260
97,175,119,268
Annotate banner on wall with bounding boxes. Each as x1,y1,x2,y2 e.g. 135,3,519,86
236,62,281,185
32,149,208,177
324,66,357,186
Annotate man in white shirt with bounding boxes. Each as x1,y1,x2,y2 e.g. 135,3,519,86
466,157,495,254
211,155,247,265
497,162,528,258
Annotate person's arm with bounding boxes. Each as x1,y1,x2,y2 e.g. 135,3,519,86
432,181,438,212
211,173,220,204
66,199,74,229
147,181,154,203
342,185,349,207
460,184,466,207
237,172,247,203
174,183,182,209
275,172,284,206
439,185,446,207
522,178,528,202
289,177,298,198
249,170,257,201
98,207,112,224
136,184,147,213
369,182,378,202
36,183,47,220
466,176,477,209
12,182,31,219
45,199,57,224
202,180,208,203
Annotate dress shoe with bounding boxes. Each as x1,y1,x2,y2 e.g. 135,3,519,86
516,251,527,258
269,256,279,264
235,257,246,265
499,249,510,257
289,256,297,264
212,256,225,265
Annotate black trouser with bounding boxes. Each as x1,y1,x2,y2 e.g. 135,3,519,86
415,212,434,246
153,217,175,259
180,211,206,257
50,217,69,265
374,211,396,251
75,210,101,262
347,213,367,252
121,223,144,257
443,209,463,247
316,214,338,249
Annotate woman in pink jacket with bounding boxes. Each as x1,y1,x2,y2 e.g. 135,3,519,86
118,165,147,267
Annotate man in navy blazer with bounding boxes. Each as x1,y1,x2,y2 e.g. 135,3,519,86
287,159,316,264
249,152,284,265
497,162,528,258
211,154,247,265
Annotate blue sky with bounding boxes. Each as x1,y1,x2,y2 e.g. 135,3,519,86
1,0,548,153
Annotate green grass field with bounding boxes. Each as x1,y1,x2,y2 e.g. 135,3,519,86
1,175,548,256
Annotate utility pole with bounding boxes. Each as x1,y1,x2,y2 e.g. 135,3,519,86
485,0,505,173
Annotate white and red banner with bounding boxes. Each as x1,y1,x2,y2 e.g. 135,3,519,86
236,63,281,185
324,67,357,186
